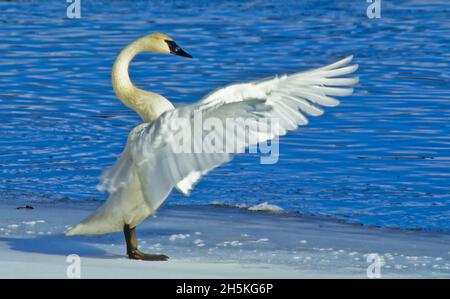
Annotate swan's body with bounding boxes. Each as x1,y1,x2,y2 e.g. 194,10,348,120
66,33,358,259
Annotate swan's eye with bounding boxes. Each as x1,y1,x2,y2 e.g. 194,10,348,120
165,40,193,58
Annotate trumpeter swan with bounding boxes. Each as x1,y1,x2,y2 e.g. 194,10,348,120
66,33,358,261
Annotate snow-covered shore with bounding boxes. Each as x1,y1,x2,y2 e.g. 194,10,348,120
0,201,449,278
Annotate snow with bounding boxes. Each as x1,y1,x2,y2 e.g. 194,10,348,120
211,201,285,214
169,234,191,241
22,220,45,226
248,202,285,213
0,201,449,278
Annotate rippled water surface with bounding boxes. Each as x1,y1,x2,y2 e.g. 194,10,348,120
1,0,449,231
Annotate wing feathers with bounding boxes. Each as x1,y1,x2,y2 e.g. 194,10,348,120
101,55,358,208
319,55,354,71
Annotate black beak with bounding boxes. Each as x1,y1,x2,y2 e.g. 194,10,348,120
165,40,193,58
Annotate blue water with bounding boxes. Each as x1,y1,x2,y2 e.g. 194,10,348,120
0,0,449,231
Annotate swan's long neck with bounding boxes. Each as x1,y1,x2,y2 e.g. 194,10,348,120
112,38,174,122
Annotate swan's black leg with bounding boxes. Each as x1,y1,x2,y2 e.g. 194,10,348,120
123,224,169,261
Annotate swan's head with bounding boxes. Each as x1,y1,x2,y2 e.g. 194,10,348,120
142,33,192,58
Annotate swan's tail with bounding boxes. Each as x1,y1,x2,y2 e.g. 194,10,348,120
65,201,124,236
66,157,154,236
67,136,156,235
66,181,154,236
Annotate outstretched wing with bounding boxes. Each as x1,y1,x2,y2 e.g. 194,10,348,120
100,56,358,212
201,55,358,130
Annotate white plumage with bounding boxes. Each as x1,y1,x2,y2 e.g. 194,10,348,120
66,33,357,236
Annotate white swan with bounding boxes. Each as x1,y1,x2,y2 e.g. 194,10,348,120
66,33,358,260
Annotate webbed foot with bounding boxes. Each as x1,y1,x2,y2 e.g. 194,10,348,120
128,249,169,261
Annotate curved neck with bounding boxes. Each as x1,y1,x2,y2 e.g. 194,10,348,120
112,38,174,122
112,39,142,102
